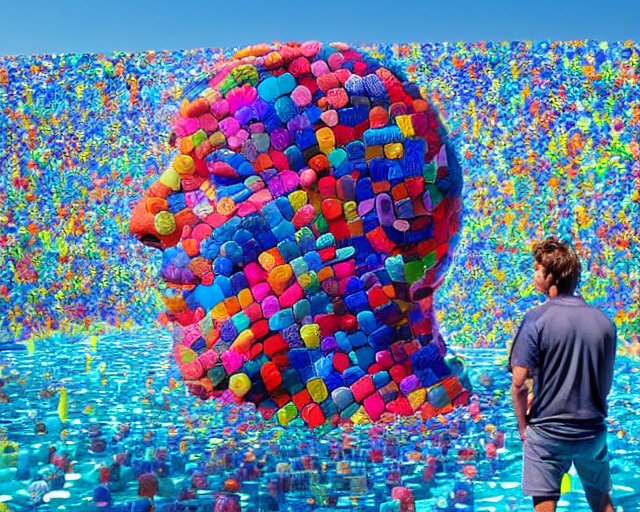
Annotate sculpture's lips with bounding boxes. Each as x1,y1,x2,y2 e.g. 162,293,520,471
138,234,164,250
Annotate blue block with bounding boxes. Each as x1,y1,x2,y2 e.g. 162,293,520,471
343,366,366,386
269,308,295,331
220,241,243,264
167,193,187,214
357,310,378,334
309,292,332,316
362,211,380,232
294,128,317,151
401,138,426,177
272,221,296,241
275,96,298,123
372,371,390,389
276,196,295,220
369,158,388,182
305,105,322,125
289,349,311,370
324,371,344,392
355,346,376,370
348,331,367,348
230,272,249,295
213,256,233,276
303,251,322,271
335,331,352,353
284,146,304,171
345,291,369,313
355,177,375,201
262,104,281,132
215,275,233,297
369,325,395,350
220,320,238,343
277,239,300,261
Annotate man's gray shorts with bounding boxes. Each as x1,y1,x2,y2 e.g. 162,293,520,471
522,425,612,499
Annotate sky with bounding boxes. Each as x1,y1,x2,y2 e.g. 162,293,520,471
0,0,639,56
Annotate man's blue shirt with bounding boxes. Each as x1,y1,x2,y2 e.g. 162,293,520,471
509,294,617,440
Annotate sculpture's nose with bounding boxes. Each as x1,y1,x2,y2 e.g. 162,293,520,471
129,182,188,251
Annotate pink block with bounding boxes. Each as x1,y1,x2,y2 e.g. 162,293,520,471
221,350,243,374
244,262,267,286
363,392,385,422
279,282,304,308
210,98,229,119
291,85,312,107
219,117,240,137
261,295,281,319
311,59,330,77
376,350,394,369
197,349,219,371
174,117,200,137
251,282,272,302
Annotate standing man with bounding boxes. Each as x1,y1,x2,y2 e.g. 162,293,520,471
509,237,617,512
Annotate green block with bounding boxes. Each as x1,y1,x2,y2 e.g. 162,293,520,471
404,260,426,284
313,214,329,234
340,402,360,420
427,184,443,209
328,148,347,168
423,160,437,183
207,365,227,387
231,311,250,332
277,402,299,425
191,129,207,147
230,64,259,86
422,251,437,271
293,299,311,321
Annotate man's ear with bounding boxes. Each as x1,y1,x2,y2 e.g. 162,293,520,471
544,271,555,289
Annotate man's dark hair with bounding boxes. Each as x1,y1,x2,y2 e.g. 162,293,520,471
532,236,582,295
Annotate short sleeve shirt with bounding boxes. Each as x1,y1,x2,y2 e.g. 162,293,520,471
509,295,617,439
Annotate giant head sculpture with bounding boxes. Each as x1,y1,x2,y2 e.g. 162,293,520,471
130,41,465,427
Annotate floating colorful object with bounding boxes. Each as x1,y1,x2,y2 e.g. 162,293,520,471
130,41,467,427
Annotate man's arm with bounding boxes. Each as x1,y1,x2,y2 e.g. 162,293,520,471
511,365,531,442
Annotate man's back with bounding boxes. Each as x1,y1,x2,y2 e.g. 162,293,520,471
510,294,617,440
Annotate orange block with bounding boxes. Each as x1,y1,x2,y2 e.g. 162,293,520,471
224,297,241,316
254,152,273,172
372,181,390,194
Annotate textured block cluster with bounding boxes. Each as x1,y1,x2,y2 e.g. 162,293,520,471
130,41,465,427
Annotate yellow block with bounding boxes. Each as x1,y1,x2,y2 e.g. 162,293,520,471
350,406,372,425
173,154,195,174
343,201,358,221
229,373,251,398
300,324,320,348
154,211,176,236
237,289,254,309
258,251,277,272
307,377,329,402
396,115,415,137
288,190,309,212
408,388,427,410
384,143,404,160
230,330,254,354
208,131,226,148
316,126,336,154
210,302,230,321
159,168,181,191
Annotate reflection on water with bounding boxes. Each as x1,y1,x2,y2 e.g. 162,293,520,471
0,332,638,511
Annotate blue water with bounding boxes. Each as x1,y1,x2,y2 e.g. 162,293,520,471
0,331,638,511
